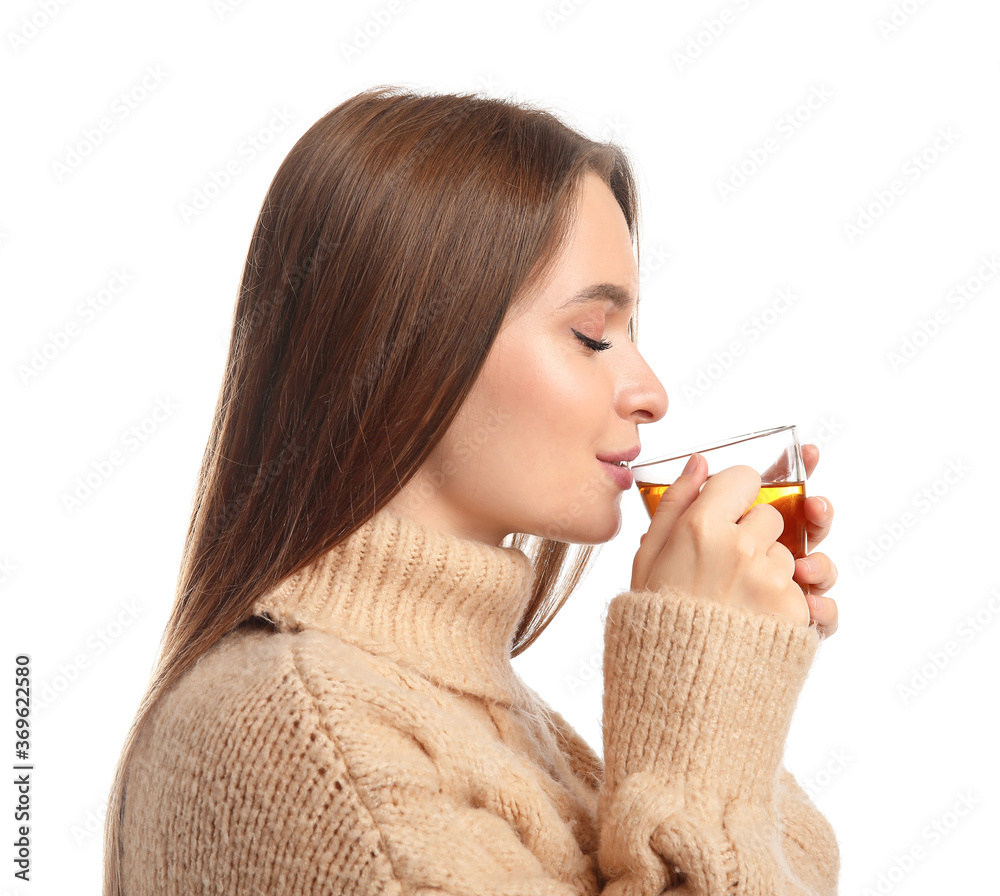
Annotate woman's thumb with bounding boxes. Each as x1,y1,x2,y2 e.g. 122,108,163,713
632,453,706,583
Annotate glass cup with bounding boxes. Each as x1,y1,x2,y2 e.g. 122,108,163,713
629,424,808,560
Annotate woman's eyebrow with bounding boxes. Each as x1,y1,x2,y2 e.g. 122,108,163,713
558,283,638,311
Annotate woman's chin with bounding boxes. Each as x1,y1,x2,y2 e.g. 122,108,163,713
583,504,625,544
537,499,623,545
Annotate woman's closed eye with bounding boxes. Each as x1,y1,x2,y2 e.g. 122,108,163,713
572,328,613,352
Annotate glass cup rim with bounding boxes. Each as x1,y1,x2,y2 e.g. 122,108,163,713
630,424,798,470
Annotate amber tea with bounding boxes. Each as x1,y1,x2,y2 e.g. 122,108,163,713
636,477,807,559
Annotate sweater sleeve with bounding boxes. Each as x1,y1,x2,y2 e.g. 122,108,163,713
597,586,840,895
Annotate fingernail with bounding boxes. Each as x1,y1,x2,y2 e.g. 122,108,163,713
814,497,828,515
680,453,699,478
801,557,817,574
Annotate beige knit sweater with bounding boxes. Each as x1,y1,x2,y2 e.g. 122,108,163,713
120,507,839,894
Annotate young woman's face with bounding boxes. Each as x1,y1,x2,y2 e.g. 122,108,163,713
386,171,669,545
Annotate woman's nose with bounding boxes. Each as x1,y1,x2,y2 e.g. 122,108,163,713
623,352,668,423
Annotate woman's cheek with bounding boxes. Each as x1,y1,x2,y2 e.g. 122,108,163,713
580,476,601,502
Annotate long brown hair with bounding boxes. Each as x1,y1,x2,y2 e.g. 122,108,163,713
103,84,642,895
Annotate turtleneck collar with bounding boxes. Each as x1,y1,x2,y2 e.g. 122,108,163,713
251,507,540,708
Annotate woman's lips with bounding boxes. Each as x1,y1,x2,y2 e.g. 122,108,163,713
599,459,634,490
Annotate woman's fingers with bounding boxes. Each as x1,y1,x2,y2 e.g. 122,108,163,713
794,551,838,594
740,500,786,545
631,453,707,589
795,551,839,636
803,494,834,550
806,592,838,638
802,443,819,479
762,442,819,484
697,464,766,522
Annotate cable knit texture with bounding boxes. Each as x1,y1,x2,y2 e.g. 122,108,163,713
120,507,840,894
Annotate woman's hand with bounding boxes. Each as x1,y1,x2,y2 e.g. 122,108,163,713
795,444,839,637
631,444,838,636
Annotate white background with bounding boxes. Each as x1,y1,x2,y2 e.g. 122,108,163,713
3,0,998,892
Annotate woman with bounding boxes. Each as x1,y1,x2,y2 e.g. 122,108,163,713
104,85,840,895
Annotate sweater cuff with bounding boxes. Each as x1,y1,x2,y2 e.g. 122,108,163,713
601,586,820,804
